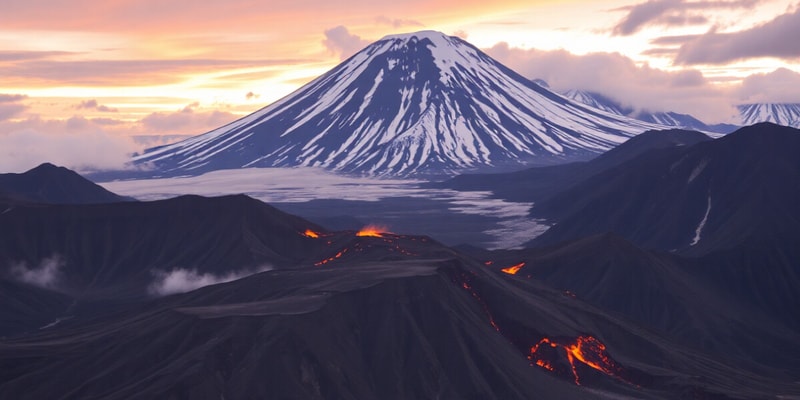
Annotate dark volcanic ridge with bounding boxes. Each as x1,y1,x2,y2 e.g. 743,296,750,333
0,163,133,205
529,123,800,254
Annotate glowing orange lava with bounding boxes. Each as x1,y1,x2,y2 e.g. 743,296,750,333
356,225,388,237
314,248,349,266
303,229,320,238
536,359,555,371
528,335,623,385
501,262,525,275
459,278,501,332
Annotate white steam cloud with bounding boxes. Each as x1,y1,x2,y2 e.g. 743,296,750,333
148,265,272,296
11,255,64,290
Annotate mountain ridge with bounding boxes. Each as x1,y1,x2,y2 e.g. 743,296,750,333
0,163,133,205
530,122,800,253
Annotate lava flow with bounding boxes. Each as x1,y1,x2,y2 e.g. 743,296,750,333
458,276,501,332
303,229,320,238
528,335,624,385
501,262,525,275
314,248,348,266
356,225,388,237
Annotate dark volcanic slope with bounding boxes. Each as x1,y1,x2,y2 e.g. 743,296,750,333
0,279,72,336
531,123,800,253
0,163,132,204
440,128,711,203
471,234,800,372
0,261,589,400
0,194,328,299
2,256,794,400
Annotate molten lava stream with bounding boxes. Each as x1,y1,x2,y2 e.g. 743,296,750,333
459,278,501,332
501,262,525,275
314,248,349,266
528,335,625,386
303,229,320,238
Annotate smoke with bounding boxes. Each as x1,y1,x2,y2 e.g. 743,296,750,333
148,265,272,296
10,255,64,290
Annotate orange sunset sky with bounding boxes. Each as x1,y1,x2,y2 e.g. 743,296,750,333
1,0,799,172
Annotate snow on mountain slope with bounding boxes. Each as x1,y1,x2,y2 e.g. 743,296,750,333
738,103,800,128
561,89,632,116
632,110,716,132
561,89,735,134
134,31,664,178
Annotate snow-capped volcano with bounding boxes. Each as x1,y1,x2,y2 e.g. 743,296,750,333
135,31,664,177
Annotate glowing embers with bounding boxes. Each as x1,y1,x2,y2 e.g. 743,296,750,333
356,224,389,237
528,335,624,385
303,229,320,238
501,262,525,275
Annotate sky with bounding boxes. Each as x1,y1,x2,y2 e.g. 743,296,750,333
1,0,799,172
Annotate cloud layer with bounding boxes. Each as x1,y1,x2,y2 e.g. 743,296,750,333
140,103,237,134
612,0,760,36
0,120,141,172
0,94,28,121
675,7,800,64
0,99,244,173
485,43,738,122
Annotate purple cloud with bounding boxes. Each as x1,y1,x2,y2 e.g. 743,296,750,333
0,115,144,173
485,42,736,122
374,15,424,28
0,94,28,103
140,103,237,134
675,8,800,64
737,67,800,103
322,26,370,60
612,0,760,36
613,0,683,35
0,94,28,121
0,50,72,62
76,99,118,112
2,58,309,85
